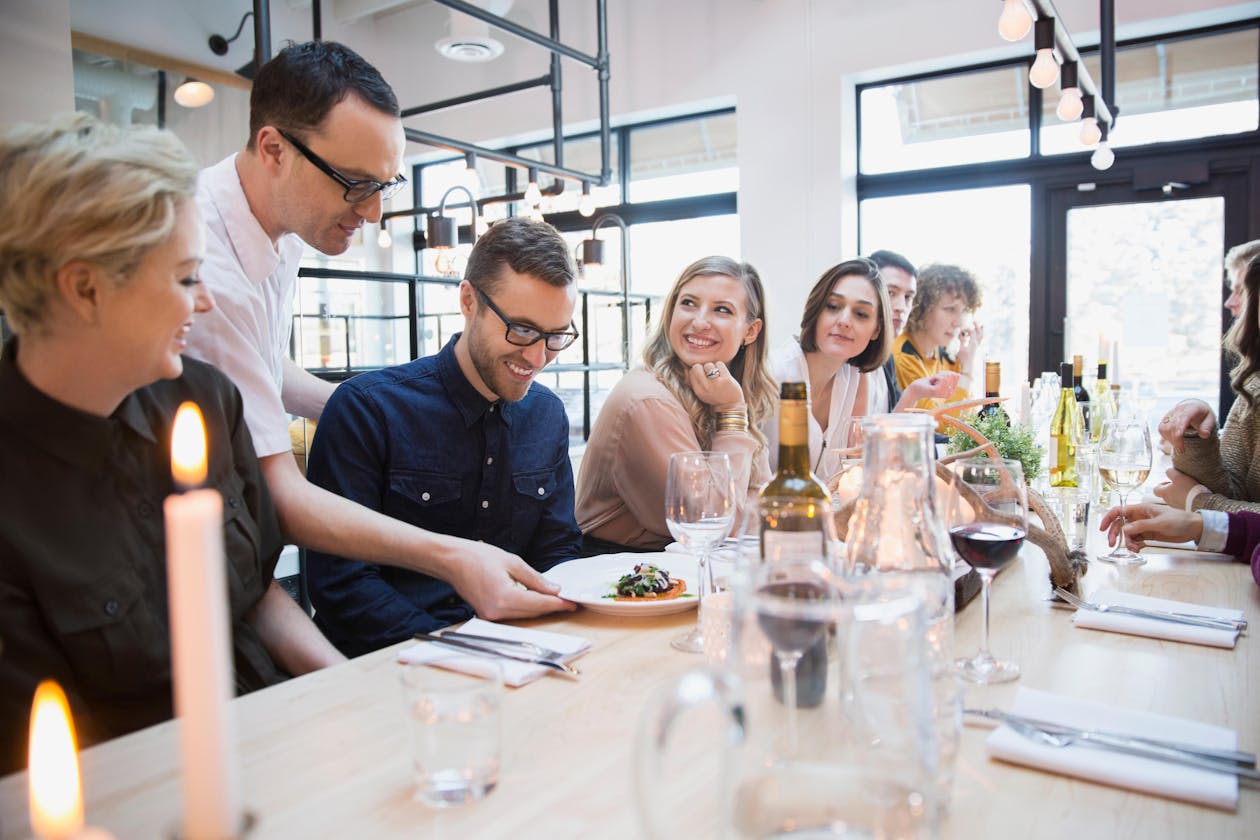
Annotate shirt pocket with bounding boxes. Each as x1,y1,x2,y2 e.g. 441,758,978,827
41,568,166,697
509,468,556,546
217,470,263,620
387,470,463,527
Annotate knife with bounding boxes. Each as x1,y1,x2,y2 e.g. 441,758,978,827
1102,604,1248,632
967,708,1256,768
412,631,580,678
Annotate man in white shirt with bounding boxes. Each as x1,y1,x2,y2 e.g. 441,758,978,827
187,40,573,621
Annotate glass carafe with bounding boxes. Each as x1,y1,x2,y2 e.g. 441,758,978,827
845,413,961,807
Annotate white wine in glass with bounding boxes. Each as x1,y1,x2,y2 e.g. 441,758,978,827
1096,419,1153,566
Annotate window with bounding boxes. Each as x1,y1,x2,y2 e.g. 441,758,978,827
628,111,737,201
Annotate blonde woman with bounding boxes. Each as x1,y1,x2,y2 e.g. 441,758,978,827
0,114,342,773
576,256,776,553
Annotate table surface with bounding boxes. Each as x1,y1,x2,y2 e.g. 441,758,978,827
2,531,1256,839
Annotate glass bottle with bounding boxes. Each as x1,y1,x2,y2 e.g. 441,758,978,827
759,382,838,565
1090,360,1116,443
978,360,1008,425
1050,361,1082,487
845,412,960,802
1072,354,1091,432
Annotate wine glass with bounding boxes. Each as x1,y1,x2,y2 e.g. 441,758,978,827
946,457,1027,684
1096,419,1153,566
752,558,831,756
666,451,737,653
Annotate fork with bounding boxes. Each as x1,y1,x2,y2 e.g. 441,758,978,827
1053,587,1247,632
1000,715,1260,780
438,631,566,662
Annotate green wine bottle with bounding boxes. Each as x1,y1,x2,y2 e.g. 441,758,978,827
759,382,836,564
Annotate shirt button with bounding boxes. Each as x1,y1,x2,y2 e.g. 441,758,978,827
537,487,545,496
104,600,120,617
138,502,153,518
227,497,240,510
422,492,431,501
481,500,490,509
486,457,494,465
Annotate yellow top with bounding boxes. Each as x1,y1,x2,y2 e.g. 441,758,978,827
891,333,969,432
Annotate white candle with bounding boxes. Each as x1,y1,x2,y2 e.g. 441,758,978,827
1019,381,1032,427
27,681,118,840
165,403,240,840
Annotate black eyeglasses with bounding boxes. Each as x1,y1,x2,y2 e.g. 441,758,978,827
474,286,579,351
277,129,407,203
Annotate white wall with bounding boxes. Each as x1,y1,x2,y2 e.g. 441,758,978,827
0,0,74,131
59,0,1260,340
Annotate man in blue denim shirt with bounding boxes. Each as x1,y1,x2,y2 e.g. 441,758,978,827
306,218,581,656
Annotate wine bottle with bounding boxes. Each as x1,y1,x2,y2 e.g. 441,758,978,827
1090,360,1116,442
1049,362,1082,487
978,360,1008,425
1072,354,1091,432
759,382,837,564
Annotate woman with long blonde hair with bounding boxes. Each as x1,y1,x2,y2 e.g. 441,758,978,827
576,256,776,553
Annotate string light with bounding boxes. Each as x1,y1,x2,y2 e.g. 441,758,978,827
1056,61,1084,122
1028,18,1059,89
579,182,596,217
997,0,1033,41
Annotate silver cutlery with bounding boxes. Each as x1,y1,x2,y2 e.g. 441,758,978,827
412,631,580,678
438,630,567,663
1053,587,1247,632
978,709,1260,780
966,708,1257,768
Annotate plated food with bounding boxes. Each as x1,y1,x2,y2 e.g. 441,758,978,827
609,564,688,601
546,553,702,616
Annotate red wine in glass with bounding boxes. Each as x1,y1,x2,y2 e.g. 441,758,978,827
757,580,828,709
949,523,1026,571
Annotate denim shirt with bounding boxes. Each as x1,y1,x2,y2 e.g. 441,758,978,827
305,335,581,657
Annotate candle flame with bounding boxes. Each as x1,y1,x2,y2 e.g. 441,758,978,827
171,402,207,488
28,680,84,838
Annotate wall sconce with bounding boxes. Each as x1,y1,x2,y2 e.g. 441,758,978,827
1055,61,1083,122
1079,94,1101,146
997,0,1033,41
1090,122,1115,170
427,185,479,277
1028,17,1059,89
581,213,633,368
523,167,542,207
579,182,596,218
173,78,215,108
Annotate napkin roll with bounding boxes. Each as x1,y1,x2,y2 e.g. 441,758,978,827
397,618,591,687
1070,589,1243,649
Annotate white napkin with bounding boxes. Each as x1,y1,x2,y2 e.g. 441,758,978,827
396,618,590,687
985,687,1239,810
1071,588,1243,648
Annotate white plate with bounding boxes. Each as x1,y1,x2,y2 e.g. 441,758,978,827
546,552,700,616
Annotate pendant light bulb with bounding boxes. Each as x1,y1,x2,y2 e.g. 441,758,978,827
1056,88,1083,122
524,168,542,206
1029,49,1059,89
1091,141,1115,170
997,0,1033,41
1079,116,1102,147
579,188,596,218
377,225,392,248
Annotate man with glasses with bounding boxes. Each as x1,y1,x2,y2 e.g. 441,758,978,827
187,41,573,627
302,218,582,655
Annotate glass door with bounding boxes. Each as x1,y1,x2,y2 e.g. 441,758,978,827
1042,174,1249,420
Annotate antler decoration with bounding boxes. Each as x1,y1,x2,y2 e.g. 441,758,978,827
836,401,1087,590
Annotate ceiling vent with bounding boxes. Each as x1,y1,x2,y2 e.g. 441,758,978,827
434,0,513,63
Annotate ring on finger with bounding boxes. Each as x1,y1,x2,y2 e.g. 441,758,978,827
706,367,721,379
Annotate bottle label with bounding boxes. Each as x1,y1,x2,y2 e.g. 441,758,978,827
780,400,809,447
761,530,828,564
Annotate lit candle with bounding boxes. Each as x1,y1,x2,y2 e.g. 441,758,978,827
164,402,241,839
27,680,117,840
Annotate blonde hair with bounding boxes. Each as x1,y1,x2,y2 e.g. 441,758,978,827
1226,240,1260,279
641,256,776,454
0,113,198,334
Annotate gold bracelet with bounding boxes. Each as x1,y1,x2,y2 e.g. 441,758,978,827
715,410,748,432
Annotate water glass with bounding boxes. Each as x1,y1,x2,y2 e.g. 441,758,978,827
1047,486,1090,552
399,660,503,807
666,451,737,653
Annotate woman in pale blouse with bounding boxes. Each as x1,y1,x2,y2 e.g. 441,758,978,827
768,258,954,479
575,256,776,553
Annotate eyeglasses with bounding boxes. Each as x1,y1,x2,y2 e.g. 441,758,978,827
474,286,579,351
277,129,407,203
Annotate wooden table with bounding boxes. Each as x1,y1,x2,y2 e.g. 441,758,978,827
1,537,1256,839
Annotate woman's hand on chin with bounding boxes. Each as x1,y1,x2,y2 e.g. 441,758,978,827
687,361,745,408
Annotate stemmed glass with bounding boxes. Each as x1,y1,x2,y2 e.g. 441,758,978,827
753,558,831,755
1096,419,1153,566
946,457,1027,684
666,451,737,653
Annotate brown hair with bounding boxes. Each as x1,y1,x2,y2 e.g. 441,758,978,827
905,263,982,335
1226,257,1260,406
464,217,575,292
798,257,892,373
642,256,776,452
